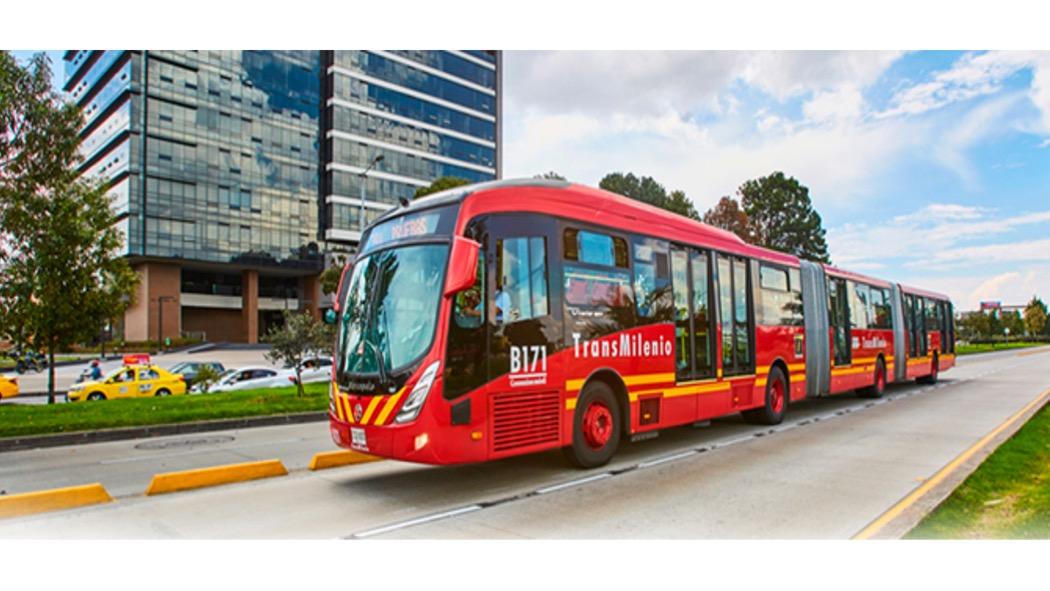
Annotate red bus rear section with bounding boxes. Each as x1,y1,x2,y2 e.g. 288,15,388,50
327,180,956,467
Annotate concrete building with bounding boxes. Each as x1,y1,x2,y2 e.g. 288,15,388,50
64,50,501,343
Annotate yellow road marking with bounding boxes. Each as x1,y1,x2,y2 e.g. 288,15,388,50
853,387,1050,540
144,459,288,496
0,483,112,519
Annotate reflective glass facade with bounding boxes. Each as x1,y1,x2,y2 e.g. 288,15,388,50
322,50,501,242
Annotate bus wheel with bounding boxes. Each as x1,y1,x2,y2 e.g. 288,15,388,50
860,359,887,398
742,366,787,425
918,356,939,385
564,381,622,469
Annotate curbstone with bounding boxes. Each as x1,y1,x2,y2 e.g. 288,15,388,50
144,459,288,495
308,450,383,470
0,483,112,519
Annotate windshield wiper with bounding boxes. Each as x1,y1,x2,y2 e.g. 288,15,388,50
361,338,390,392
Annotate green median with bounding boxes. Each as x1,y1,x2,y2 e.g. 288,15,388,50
956,341,1045,355
906,401,1049,539
0,382,328,439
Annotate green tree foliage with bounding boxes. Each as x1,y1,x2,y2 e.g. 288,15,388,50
737,171,831,263
264,310,333,398
598,172,700,220
414,176,470,199
1001,310,1025,337
320,253,349,296
1,52,139,404
192,363,223,394
702,196,754,242
534,171,566,180
1023,296,1048,336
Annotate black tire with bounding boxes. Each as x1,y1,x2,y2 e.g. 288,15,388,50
564,381,622,469
917,355,939,384
87,392,106,401
155,388,171,397
742,366,788,425
15,362,25,374
859,358,887,398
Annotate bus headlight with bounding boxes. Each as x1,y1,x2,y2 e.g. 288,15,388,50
395,361,440,424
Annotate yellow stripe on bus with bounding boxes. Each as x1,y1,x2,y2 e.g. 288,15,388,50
831,367,867,376
374,388,405,425
788,363,806,371
360,395,384,425
566,372,674,393
341,396,355,424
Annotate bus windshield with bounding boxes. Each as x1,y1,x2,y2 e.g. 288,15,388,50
335,243,449,389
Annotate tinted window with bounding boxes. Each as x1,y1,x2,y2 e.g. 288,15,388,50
631,236,672,323
496,237,549,324
671,248,691,376
757,263,803,326
564,229,629,268
691,250,714,378
850,282,871,329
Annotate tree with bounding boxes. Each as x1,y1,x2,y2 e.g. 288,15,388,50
703,196,754,241
320,253,349,296
1023,296,1048,337
534,171,566,181
1,52,139,404
598,172,700,221
414,176,470,199
737,171,831,263
264,310,333,398
1001,310,1025,338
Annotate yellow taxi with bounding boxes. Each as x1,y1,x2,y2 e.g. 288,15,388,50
66,364,187,402
0,375,18,400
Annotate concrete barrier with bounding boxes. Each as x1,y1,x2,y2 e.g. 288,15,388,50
308,450,383,470
0,483,112,519
144,459,288,495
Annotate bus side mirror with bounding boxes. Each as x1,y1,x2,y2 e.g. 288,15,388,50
445,236,480,297
324,309,337,325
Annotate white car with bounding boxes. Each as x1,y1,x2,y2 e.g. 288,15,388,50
288,356,334,385
192,366,293,393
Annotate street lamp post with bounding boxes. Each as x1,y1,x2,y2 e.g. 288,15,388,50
358,154,385,238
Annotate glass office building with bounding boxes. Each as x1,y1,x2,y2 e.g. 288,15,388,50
64,50,500,343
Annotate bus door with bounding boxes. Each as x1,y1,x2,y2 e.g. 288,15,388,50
909,295,927,358
485,214,563,456
828,278,851,367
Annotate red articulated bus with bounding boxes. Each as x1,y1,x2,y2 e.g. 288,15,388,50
327,179,956,468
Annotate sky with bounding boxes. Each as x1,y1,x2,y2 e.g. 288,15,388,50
11,50,1049,310
502,51,1050,311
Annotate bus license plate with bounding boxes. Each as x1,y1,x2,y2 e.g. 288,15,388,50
350,427,367,449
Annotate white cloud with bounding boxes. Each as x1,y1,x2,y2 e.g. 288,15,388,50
918,268,1050,311
803,86,864,124
878,51,1050,138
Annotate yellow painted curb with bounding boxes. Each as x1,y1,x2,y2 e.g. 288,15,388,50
144,459,288,496
0,483,112,519
308,450,383,470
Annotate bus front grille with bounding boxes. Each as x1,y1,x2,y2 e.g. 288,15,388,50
491,390,561,454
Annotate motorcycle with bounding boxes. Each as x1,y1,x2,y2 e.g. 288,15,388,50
7,349,48,374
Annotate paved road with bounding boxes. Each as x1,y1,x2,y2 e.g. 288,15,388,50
1,348,274,403
0,347,1046,538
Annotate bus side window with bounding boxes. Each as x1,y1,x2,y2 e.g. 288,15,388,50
631,236,672,323
496,237,549,324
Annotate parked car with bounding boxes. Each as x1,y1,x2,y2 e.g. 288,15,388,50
66,364,187,402
168,361,226,387
288,356,333,384
192,366,293,393
0,375,18,401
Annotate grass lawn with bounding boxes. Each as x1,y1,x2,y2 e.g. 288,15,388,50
906,401,1049,539
956,341,1045,355
0,382,328,439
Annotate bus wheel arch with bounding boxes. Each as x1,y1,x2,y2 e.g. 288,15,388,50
769,358,790,402
860,355,887,398
564,370,627,468
742,364,788,425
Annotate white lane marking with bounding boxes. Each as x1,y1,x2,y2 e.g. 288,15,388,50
638,450,698,469
535,473,612,495
350,505,483,538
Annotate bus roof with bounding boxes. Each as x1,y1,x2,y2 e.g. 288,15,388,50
823,264,893,289
898,283,951,302
425,179,802,266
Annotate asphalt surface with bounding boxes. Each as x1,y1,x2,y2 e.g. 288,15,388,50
0,346,1046,539
1,348,275,404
